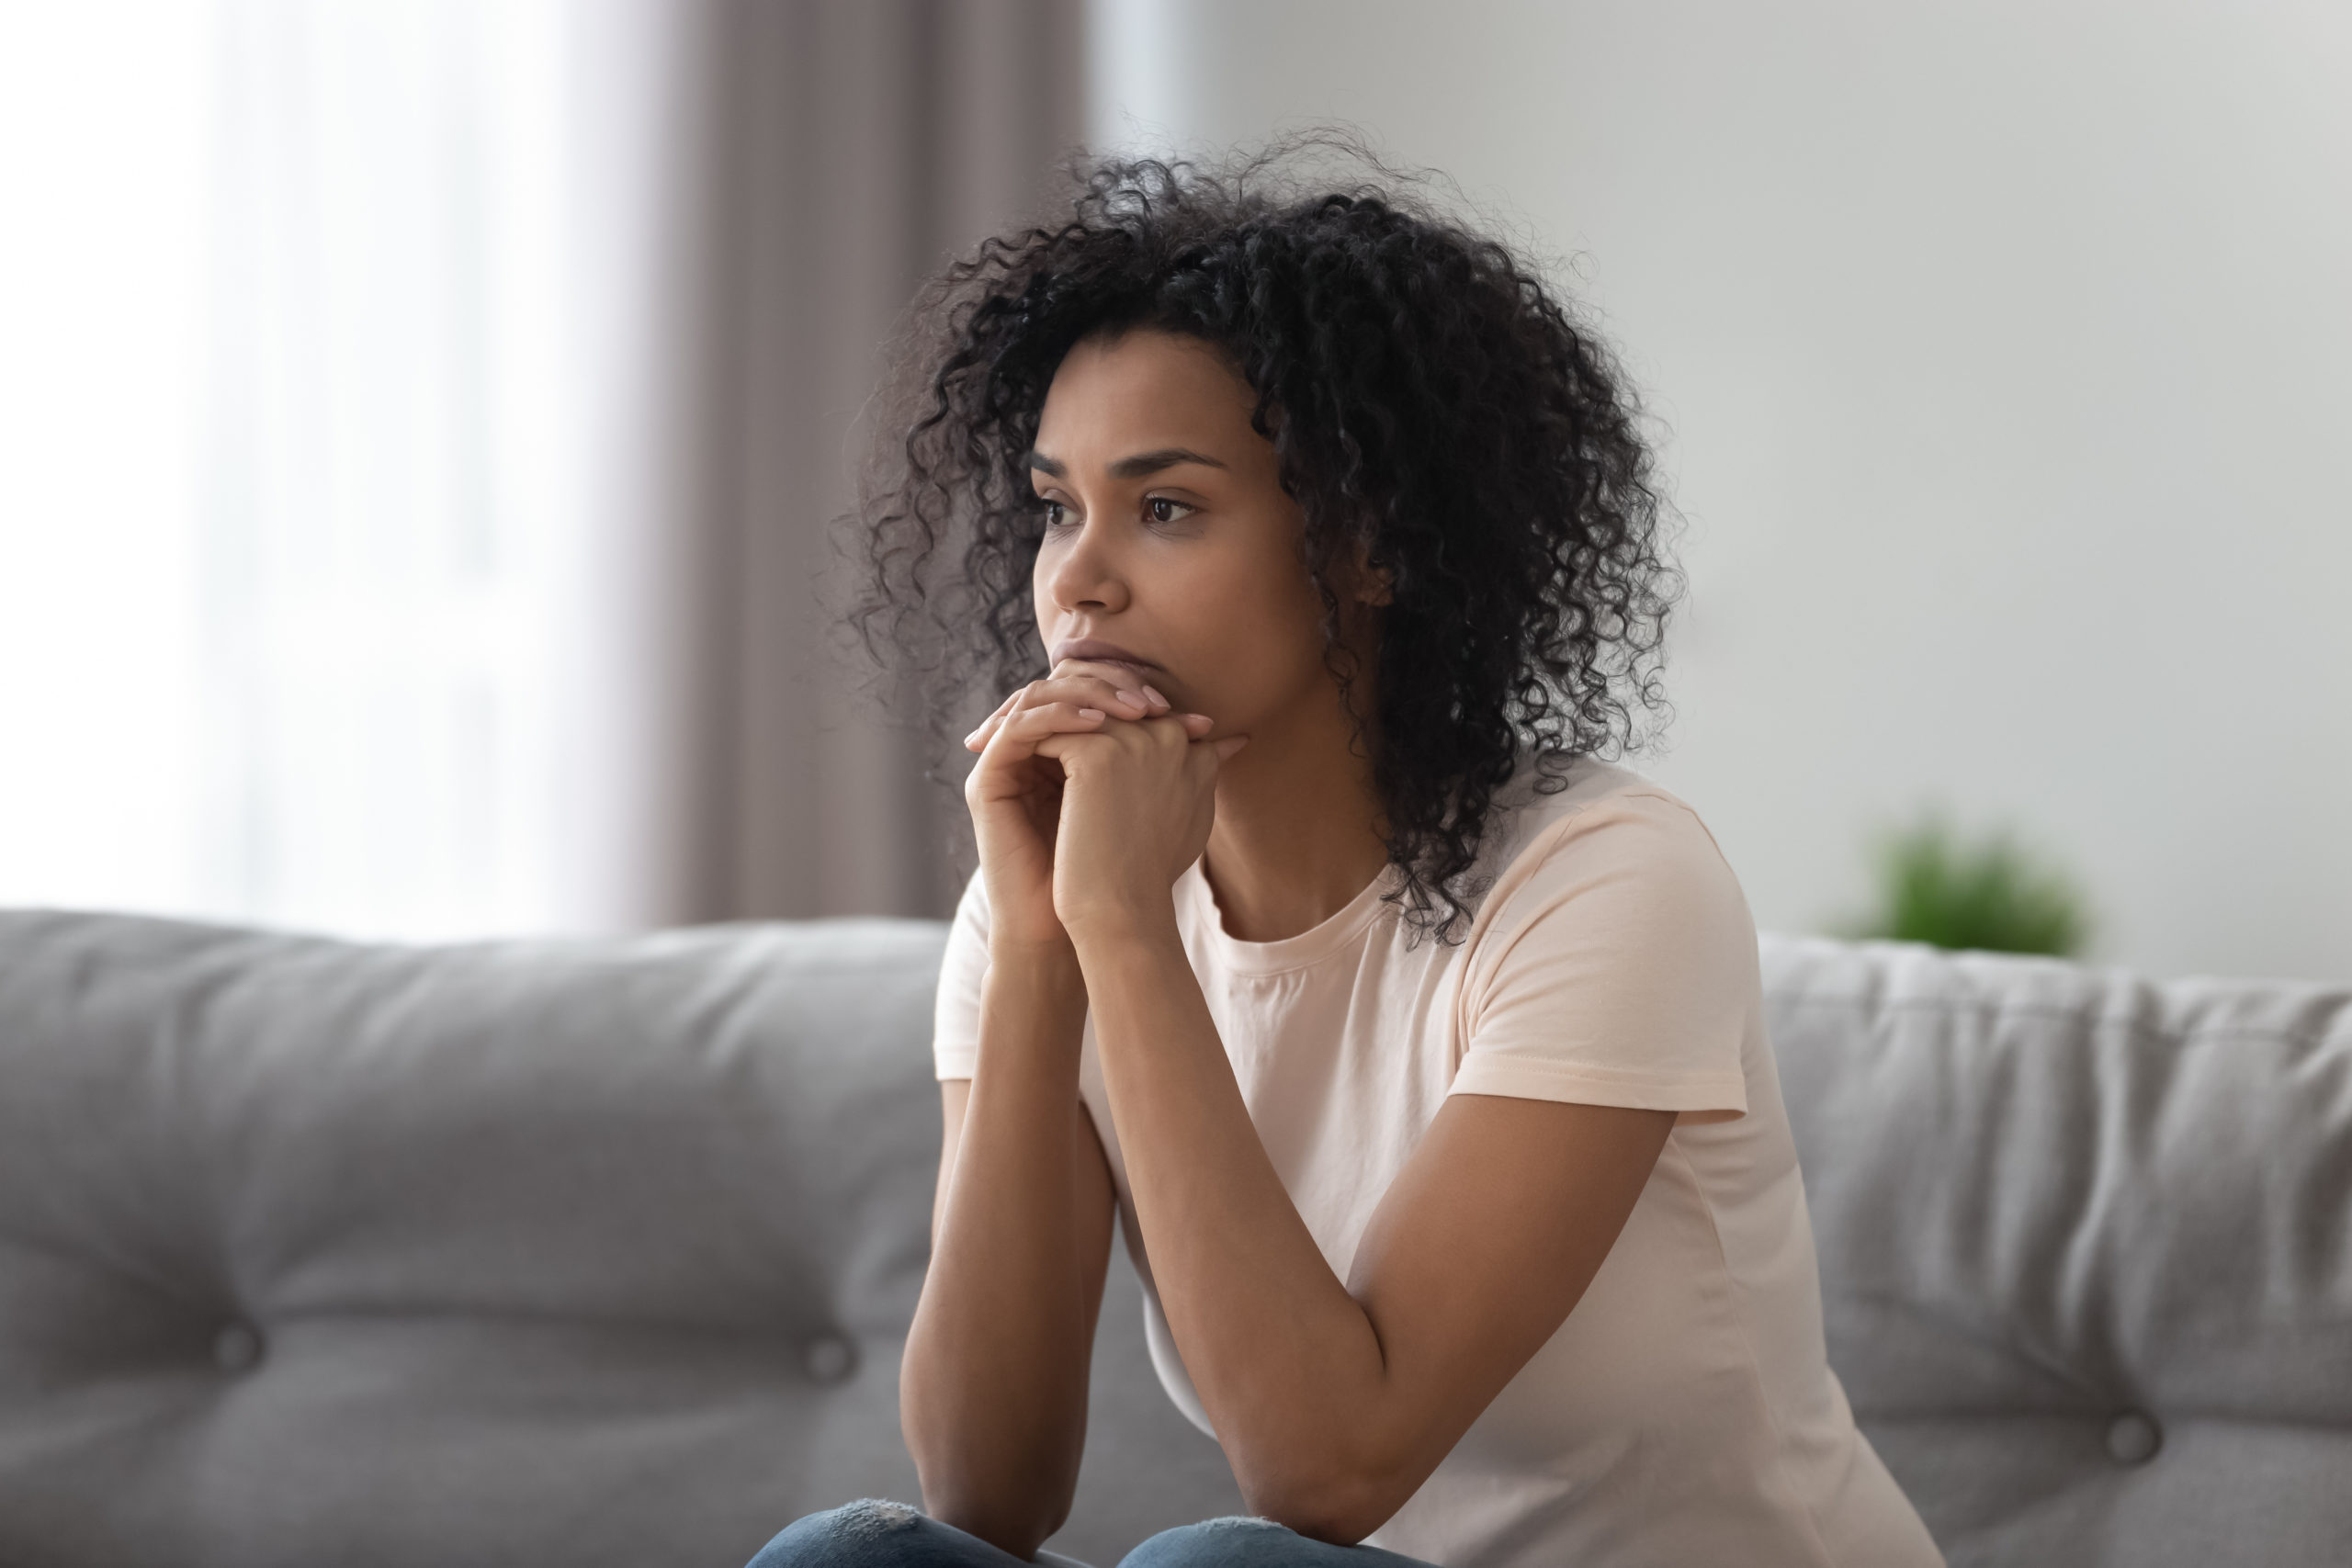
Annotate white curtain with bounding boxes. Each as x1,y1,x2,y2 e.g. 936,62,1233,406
0,5,217,923
198,0,598,939
0,0,624,941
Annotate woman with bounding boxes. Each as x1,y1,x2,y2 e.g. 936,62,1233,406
751,145,1941,1568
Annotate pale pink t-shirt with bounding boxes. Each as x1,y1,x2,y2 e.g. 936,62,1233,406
933,759,1941,1568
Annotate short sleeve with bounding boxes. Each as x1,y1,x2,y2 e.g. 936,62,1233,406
933,868,991,1080
1451,793,1757,1119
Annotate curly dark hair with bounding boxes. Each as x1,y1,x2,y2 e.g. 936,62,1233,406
854,138,1677,942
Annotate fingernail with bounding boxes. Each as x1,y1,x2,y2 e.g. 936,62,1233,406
1078,707,1105,720
1115,689,1145,709
962,728,983,747
1142,684,1169,708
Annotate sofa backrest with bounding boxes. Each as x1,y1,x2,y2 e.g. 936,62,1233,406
5,910,2346,1568
1,911,1009,1567
0,909,1240,1568
1762,933,2352,1567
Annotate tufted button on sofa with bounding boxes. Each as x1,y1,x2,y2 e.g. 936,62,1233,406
2,910,2346,1567
2104,1410,2161,1466
211,1321,265,1373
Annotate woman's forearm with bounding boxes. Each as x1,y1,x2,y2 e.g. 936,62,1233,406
1069,916,1401,1533
899,944,1102,1554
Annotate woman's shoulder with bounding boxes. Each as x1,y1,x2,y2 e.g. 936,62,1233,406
1476,755,1729,883
1459,756,1751,953
1447,756,1759,1115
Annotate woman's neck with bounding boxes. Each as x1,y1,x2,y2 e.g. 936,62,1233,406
1200,698,1388,944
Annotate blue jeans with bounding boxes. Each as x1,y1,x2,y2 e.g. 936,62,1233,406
744,1498,1440,1568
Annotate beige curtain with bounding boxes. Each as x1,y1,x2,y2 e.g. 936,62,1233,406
645,0,1086,925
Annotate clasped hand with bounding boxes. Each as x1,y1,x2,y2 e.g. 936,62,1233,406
964,660,1248,951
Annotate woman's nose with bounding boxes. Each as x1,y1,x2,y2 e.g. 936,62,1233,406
1044,516,1130,614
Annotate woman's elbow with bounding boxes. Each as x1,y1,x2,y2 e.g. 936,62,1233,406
1234,1461,1402,1549
920,1485,1068,1563
900,1391,1080,1556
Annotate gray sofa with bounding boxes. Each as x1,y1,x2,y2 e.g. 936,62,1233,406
1,909,2346,1567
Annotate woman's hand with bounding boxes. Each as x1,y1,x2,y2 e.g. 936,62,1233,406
1032,716,1249,942
962,660,1212,954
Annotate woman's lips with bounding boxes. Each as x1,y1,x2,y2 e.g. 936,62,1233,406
1050,638,1160,681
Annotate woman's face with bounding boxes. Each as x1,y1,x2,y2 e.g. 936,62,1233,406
1027,329,1358,741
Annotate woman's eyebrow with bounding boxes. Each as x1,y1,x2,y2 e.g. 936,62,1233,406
1021,447,1227,479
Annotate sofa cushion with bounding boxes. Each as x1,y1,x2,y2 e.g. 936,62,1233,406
1762,933,2352,1568
0,910,1236,1568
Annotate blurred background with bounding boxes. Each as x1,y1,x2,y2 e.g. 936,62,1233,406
1,0,2345,982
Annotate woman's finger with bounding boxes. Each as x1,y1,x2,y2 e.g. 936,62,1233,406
962,689,1026,750
959,677,1176,751
987,701,1113,751
982,706,1214,753
965,674,1168,752
1035,666,1170,718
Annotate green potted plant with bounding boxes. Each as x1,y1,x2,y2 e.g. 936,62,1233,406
1847,813,2093,958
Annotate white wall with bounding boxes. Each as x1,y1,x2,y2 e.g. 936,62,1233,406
1090,0,2352,981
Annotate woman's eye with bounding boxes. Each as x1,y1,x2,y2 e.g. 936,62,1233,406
1041,500,1072,529
1145,496,1195,525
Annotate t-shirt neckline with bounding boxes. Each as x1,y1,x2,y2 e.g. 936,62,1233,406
1177,854,1400,976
